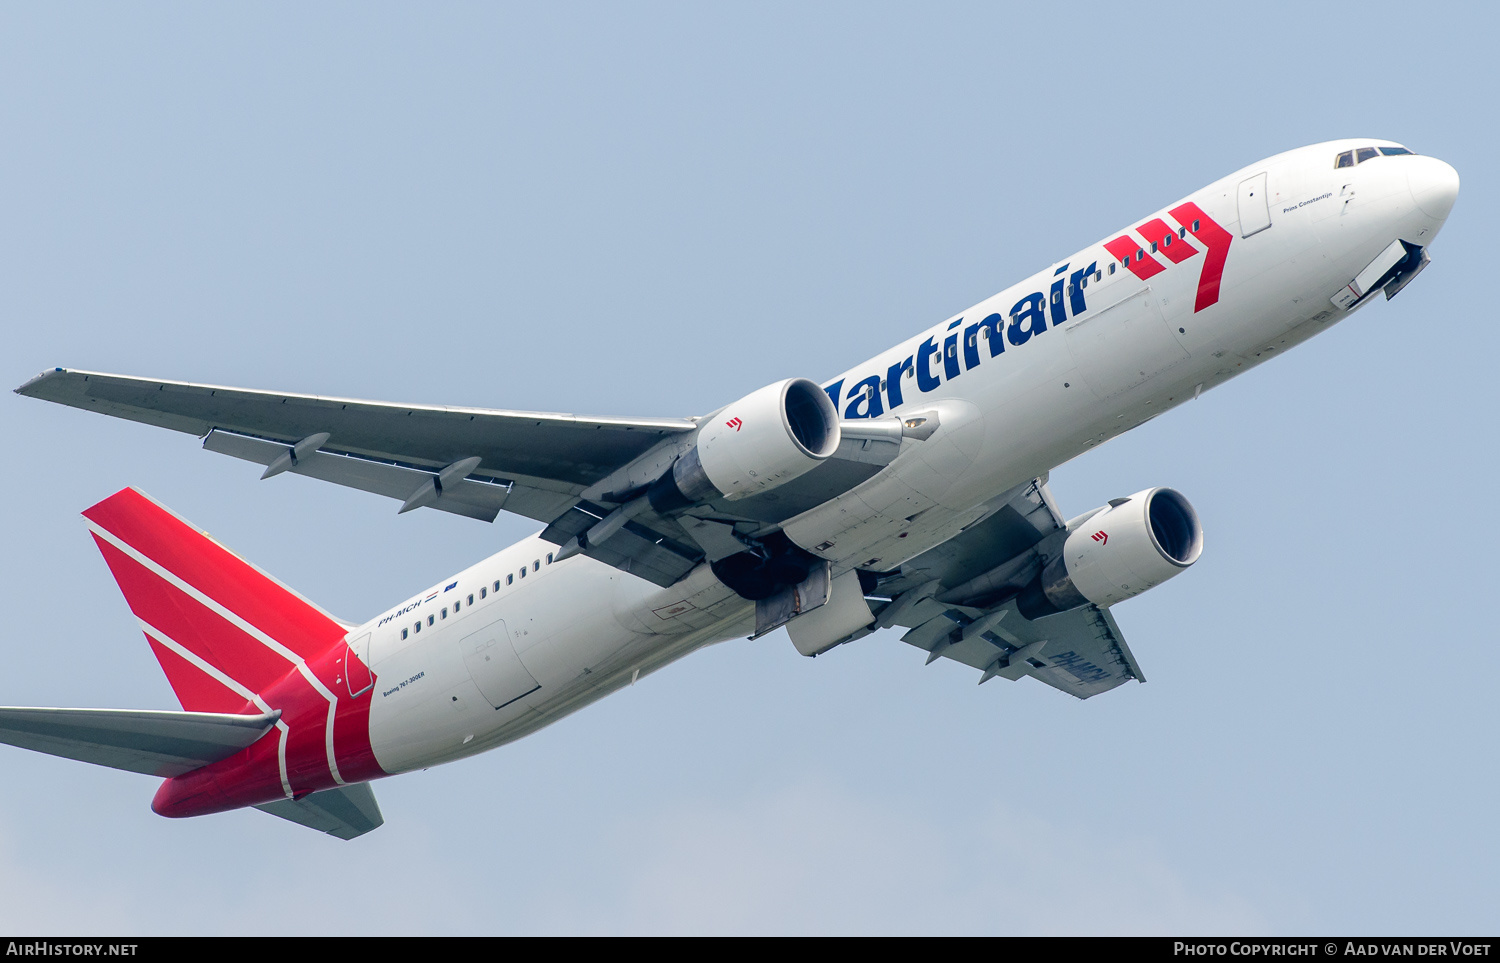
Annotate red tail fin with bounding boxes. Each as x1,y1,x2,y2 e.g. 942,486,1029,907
84,488,349,712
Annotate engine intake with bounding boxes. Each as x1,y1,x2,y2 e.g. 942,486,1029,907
1018,487,1203,620
650,378,840,511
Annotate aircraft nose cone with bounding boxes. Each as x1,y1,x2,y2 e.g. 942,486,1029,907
1408,156,1460,221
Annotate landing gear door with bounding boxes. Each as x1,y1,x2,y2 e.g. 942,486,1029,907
1238,172,1272,237
460,619,541,711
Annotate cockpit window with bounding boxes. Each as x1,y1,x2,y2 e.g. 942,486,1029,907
1337,145,1416,169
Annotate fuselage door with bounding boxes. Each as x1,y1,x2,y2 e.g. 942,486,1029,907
1237,172,1272,237
344,632,374,697
460,619,541,711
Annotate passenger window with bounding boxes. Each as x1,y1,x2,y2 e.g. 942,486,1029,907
1192,219,1201,232
519,568,526,579
441,607,448,619
453,601,460,613
414,622,421,634
468,594,474,605
1162,234,1172,247
480,587,487,599
1123,255,1131,266
547,553,554,564
1095,270,1103,281
979,327,989,339
1108,264,1115,275
533,560,540,572
401,628,408,640
1356,147,1379,163
507,574,514,585
904,367,914,379
1335,150,1355,168
1150,242,1158,253
493,580,500,592
1178,227,1187,239
427,615,434,626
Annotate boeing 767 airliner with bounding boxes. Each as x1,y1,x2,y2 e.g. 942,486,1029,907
1,138,1458,839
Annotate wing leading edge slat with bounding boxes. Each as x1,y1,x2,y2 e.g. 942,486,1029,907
203,428,576,523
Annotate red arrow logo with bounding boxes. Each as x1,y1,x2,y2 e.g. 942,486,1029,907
726,417,743,431
1091,530,1108,544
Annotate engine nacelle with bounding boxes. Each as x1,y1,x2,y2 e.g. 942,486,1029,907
1017,487,1203,619
651,378,840,509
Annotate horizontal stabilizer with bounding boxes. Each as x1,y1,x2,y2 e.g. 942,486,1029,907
255,782,384,840
0,706,279,777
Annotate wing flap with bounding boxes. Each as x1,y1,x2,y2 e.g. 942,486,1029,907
255,782,384,840
0,706,278,777
206,429,527,523
540,501,702,587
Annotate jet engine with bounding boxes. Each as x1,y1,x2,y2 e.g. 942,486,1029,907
1017,487,1203,619
649,378,840,510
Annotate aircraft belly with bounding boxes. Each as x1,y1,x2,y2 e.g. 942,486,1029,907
469,614,752,756
367,552,753,774
609,560,742,635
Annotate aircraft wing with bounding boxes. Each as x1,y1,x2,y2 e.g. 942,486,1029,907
16,368,697,525
863,477,1145,699
17,369,910,589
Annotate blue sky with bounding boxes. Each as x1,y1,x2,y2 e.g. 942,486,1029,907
0,2,1493,934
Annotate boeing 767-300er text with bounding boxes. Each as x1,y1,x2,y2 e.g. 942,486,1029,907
2,139,1459,839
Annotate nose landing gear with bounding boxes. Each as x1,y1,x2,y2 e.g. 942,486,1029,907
1330,239,1428,311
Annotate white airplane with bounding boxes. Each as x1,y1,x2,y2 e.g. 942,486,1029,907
2,138,1457,840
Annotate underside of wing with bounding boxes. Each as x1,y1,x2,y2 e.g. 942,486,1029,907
17,368,696,523
857,476,1146,699
16,369,926,589
889,596,1144,699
